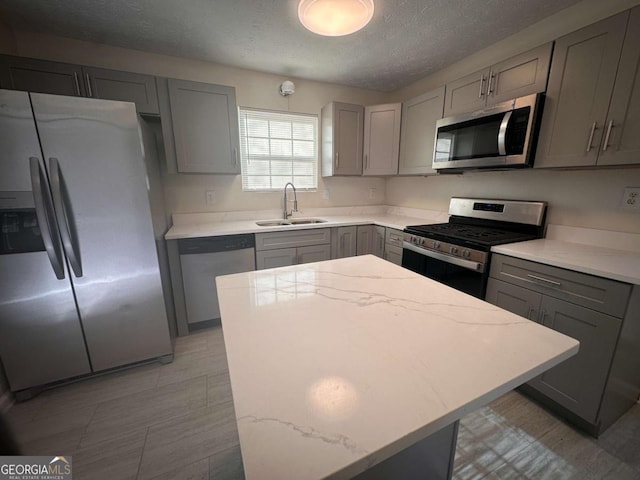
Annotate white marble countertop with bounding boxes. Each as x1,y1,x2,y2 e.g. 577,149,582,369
164,206,449,240
492,225,640,285
216,255,579,480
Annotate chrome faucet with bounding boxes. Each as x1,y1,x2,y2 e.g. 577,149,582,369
283,182,298,219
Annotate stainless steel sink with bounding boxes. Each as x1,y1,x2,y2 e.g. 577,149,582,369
255,218,328,227
255,220,291,227
288,218,328,225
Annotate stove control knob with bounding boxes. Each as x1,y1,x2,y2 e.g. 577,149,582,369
433,241,441,249
450,247,458,255
462,250,471,258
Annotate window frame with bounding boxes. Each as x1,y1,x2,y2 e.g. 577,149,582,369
238,107,319,192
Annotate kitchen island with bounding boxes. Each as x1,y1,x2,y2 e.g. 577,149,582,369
216,255,579,480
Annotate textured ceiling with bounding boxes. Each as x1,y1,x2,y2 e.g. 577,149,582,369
0,0,584,92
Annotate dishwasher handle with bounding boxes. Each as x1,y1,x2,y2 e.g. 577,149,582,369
178,234,255,254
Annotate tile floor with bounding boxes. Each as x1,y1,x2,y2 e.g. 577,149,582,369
5,325,640,480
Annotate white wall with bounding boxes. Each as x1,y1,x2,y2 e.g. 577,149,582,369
387,0,640,234
6,31,388,215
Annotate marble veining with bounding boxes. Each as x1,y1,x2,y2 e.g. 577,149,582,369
216,255,579,480
238,415,368,457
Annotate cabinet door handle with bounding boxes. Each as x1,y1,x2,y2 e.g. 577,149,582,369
73,72,81,96
527,305,534,320
602,120,614,152
335,151,340,169
540,308,548,323
232,148,238,165
586,122,598,153
85,73,93,97
479,74,486,98
487,72,496,95
527,273,561,287
364,153,368,170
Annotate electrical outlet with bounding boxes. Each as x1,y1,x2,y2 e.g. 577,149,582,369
205,190,216,205
622,187,640,209
322,189,330,200
368,188,376,199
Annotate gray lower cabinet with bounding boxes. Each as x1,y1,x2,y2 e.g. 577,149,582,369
486,254,640,435
256,229,331,270
166,78,241,174
383,228,404,265
0,56,159,114
332,226,358,258
356,225,375,255
373,226,385,258
398,86,445,176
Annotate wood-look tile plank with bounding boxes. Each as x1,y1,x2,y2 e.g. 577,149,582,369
71,428,147,480
34,363,162,416
207,372,232,408
19,426,85,456
80,376,207,447
147,457,210,480
209,444,245,480
9,403,97,446
137,401,239,480
156,349,228,388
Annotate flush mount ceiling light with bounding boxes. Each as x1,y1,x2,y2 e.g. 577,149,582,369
298,0,375,36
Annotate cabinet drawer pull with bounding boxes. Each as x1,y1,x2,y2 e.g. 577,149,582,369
85,73,93,97
602,120,614,152
479,74,486,98
73,72,81,96
527,274,561,287
586,122,598,153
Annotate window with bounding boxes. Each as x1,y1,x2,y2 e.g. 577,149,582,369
239,108,318,191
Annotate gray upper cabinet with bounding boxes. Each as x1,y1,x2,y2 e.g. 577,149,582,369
321,102,364,176
597,6,640,167
535,12,628,168
167,79,241,174
0,56,86,96
0,56,159,114
363,103,401,176
398,86,445,176
444,67,490,117
83,67,159,114
444,43,552,117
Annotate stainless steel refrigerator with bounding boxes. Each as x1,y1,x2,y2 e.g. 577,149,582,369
0,89,173,396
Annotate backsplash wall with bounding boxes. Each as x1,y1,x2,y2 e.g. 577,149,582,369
387,168,640,234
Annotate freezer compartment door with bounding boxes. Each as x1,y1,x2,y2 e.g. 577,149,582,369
30,93,172,371
0,252,91,391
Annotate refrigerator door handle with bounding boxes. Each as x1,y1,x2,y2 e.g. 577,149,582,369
29,157,66,280
49,157,84,277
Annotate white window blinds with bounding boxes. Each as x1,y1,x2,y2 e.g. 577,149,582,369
239,108,318,191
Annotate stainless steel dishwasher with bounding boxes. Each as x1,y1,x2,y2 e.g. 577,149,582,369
178,234,256,324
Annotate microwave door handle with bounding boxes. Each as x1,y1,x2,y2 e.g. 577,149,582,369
498,110,512,156
29,157,66,280
49,157,83,277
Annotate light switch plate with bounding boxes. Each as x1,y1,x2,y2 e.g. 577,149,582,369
205,190,216,205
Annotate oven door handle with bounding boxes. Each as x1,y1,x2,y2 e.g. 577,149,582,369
403,242,485,272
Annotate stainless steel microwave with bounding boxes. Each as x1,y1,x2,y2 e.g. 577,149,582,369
433,93,544,171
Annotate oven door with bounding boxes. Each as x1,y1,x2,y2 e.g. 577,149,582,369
402,242,488,298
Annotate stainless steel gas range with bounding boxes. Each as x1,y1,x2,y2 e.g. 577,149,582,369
402,198,547,298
